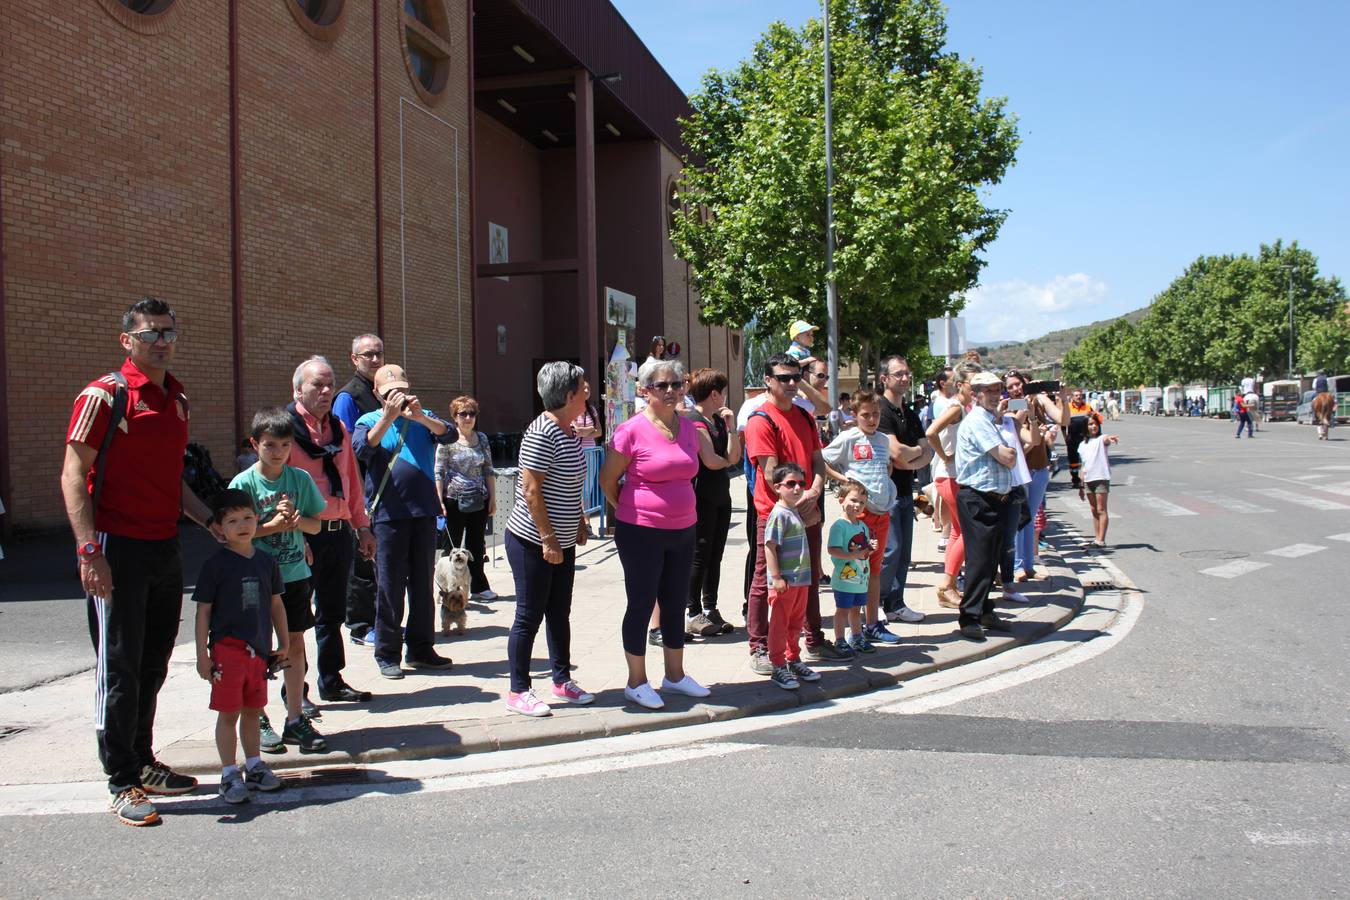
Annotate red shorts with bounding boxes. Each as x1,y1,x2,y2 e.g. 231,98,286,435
861,509,890,576
209,637,269,713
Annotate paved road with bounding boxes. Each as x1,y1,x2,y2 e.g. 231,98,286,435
5,416,1348,897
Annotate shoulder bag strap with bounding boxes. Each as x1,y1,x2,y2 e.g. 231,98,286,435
366,422,408,517
91,372,129,518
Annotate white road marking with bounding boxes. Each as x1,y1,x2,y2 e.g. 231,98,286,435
1187,491,1272,514
1127,493,1198,516
1264,543,1326,558
1249,487,1350,511
1327,532,1350,543
1312,465,1350,472
1292,473,1333,481
1246,830,1350,847
1314,480,1350,497
1199,559,1271,579
1125,475,1137,486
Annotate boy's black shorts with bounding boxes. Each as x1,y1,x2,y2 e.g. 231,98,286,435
280,578,314,633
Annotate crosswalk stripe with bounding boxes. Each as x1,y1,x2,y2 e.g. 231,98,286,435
1264,543,1326,558
1187,491,1272,514
1200,560,1271,579
1312,465,1350,472
1127,493,1198,516
1249,488,1350,511
1293,473,1333,481
1315,481,1350,498
1326,533,1350,543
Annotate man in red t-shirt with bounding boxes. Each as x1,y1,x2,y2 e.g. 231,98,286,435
60,297,215,827
743,354,842,674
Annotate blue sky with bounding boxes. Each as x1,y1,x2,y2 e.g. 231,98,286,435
610,0,1350,343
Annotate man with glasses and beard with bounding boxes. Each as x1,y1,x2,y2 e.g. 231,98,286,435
334,334,384,646
61,297,215,826
873,355,935,641
742,354,844,676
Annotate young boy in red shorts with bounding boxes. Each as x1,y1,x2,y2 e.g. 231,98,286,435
194,489,290,803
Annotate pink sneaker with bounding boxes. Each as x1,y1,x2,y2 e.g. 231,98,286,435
505,689,552,717
551,680,595,705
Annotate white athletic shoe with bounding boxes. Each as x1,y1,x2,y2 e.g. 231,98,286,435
624,683,665,709
660,674,711,698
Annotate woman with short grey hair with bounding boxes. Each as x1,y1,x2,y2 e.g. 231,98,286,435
601,358,709,709
501,362,595,717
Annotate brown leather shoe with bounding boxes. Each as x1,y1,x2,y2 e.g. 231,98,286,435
938,586,962,609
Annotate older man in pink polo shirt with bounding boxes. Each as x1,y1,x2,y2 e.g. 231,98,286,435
289,355,377,704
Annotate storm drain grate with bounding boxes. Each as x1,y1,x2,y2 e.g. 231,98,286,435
1081,579,1118,593
277,766,368,787
0,726,26,741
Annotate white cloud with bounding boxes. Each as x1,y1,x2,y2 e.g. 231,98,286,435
961,273,1109,343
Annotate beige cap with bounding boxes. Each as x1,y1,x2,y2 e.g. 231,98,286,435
969,371,1004,388
374,364,410,395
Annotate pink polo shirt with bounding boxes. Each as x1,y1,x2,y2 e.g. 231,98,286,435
612,413,699,530
287,401,370,529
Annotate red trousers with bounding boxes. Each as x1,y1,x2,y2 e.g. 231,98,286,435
768,585,809,667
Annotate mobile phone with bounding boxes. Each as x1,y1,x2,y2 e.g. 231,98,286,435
1007,398,1028,412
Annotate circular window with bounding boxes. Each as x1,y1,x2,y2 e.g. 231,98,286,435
286,0,347,40
400,0,452,105
96,0,180,33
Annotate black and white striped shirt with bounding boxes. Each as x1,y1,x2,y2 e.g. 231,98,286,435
506,413,585,548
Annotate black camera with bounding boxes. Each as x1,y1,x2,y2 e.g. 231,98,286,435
1024,380,1061,396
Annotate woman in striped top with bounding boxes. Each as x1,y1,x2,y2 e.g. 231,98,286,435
502,362,595,718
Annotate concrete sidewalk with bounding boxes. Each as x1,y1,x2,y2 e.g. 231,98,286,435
0,491,1085,787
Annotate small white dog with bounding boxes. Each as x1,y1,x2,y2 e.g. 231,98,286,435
434,547,472,635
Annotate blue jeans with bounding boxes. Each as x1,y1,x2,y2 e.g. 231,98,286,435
504,530,576,693
879,495,915,616
1015,468,1050,575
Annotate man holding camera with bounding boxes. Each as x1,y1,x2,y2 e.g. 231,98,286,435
352,364,455,679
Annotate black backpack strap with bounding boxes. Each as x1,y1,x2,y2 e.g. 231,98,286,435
91,372,129,519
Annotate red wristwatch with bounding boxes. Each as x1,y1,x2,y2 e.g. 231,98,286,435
77,541,102,561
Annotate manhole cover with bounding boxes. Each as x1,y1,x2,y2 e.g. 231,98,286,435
0,726,26,740
1179,550,1249,561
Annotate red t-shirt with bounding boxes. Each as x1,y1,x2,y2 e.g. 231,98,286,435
744,401,821,518
66,358,189,540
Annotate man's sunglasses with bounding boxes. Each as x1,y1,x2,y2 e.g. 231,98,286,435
776,479,805,488
770,373,802,384
646,381,683,392
127,328,178,344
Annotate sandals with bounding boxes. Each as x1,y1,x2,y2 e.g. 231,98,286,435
937,586,963,609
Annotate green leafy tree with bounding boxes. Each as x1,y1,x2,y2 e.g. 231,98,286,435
671,0,1019,376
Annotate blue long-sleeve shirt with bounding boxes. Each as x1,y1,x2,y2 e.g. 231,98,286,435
352,412,454,522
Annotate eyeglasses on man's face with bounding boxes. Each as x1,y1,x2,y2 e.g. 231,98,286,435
127,328,178,345
885,369,910,380
355,349,384,361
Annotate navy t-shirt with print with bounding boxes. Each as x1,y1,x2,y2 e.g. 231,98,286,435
193,547,283,656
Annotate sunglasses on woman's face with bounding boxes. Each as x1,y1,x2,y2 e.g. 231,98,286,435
455,410,477,419
647,381,682,392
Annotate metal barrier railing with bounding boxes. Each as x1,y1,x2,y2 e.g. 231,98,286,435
583,445,607,534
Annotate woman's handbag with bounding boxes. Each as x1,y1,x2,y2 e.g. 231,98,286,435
456,485,487,513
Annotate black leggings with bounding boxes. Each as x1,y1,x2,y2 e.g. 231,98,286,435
688,491,733,616
439,502,490,594
616,520,696,655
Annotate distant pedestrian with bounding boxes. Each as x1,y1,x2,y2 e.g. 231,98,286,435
192,489,288,804
1233,392,1253,438
761,462,823,691
61,296,212,826
1077,415,1119,548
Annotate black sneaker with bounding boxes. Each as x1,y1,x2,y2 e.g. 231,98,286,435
259,714,286,754
804,641,846,661
110,786,160,826
405,650,453,670
139,760,197,796
706,609,735,635
282,716,329,754
648,628,663,647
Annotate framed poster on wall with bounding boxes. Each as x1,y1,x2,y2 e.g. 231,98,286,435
604,287,637,439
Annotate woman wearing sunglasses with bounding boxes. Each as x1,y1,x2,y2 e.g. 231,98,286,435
600,358,711,709
434,396,496,600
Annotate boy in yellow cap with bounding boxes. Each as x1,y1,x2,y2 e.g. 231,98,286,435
786,320,818,363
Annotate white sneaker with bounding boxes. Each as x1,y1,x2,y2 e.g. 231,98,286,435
624,683,664,709
1000,589,1031,604
892,607,925,624
661,674,710,698
473,589,498,601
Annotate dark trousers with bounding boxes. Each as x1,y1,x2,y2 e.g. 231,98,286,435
956,487,1017,625
1066,420,1087,485
688,490,733,617
878,495,916,616
1236,411,1253,437
440,502,490,594
504,530,576,692
747,513,825,654
742,482,757,608
85,534,183,793
999,486,1026,585
616,521,696,655
307,524,355,692
346,551,377,635
372,517,437,666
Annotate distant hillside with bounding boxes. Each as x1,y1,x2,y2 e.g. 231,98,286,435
970,309,1148,375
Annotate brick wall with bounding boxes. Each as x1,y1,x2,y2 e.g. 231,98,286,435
0,1,473,534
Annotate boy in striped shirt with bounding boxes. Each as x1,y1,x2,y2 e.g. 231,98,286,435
762,462,822,691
